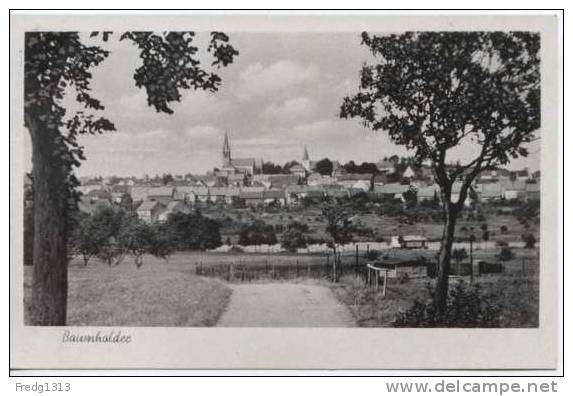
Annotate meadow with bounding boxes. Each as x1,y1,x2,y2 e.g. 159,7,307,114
23,247,538,327
23,254,231,327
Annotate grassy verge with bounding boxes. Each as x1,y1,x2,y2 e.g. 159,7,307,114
330,274,538,328
24,257,232,327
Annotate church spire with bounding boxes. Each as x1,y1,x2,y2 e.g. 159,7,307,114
302,145,309,161
223,131,232,167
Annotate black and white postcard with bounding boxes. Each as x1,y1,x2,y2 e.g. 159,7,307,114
9,12,561,370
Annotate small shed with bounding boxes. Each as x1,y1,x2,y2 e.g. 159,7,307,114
373,257,430,278
391,235,428,249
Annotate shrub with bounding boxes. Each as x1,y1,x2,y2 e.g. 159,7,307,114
522,233,536,249
166,211,222,250
238,220,277,246
498,246,515,262
280,222,308,252
393,282,500,327
364,249,382,261
500,225,508,234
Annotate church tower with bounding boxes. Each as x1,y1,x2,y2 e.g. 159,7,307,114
302,145,311,171
222,131,232,167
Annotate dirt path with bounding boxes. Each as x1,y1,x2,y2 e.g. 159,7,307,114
217,283,356,327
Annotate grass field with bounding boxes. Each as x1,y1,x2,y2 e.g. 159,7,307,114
23,247,538,327
24,256,231,326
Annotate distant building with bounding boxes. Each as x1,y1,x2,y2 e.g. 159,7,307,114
525,182,540,201
157,200,190,222
302,146,312,172
307,172,336,186
208,187,240,204
263,189,287,206
417,184,440,201
402,165,416,179
376,159,396,174
289,164,307,178
147,186,175,205
336,173,373,190
221,132,261,175
372,183,410,200
136,200,163,223
239,189,264,206
391,235,428,249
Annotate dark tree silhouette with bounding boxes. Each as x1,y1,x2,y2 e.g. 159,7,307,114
314,158,333,176
341,32,540,312
25,31,238,325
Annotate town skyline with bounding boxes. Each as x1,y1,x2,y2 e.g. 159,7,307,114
22,31,540,178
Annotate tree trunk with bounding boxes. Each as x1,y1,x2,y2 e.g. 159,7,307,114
331,246,338,282
434,202,459,313
28,118,70,326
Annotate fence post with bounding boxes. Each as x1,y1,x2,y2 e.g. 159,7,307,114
382,269,388,297
296,260,299,278
355,245,359,276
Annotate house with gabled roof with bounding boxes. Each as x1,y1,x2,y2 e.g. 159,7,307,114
376,159,396,174
147,186,175,204
136,200,163,223
263,189,286,206
239,189,264,206
289,164,307,178
208,187,240,204
525,182,540,201
157,200,190,222
372,183,410,200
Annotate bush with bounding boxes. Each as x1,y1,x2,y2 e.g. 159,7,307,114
166,211,222,250
364,249,381,261
238,220,277,246
522,233,536,249
280,222,308,252
498,246,515,262
393,282,500,327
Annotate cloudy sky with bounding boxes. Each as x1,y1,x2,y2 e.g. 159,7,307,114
24,32,540,178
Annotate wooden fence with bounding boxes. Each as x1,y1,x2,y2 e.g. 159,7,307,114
195,253,367,282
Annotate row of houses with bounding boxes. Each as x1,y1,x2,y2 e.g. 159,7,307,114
77,175,541,220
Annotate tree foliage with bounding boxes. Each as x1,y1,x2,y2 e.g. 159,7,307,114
340,31,539,312
341,32,540,185
314,158,334,176
166,211,222,250
238,220,277,246
452,248,468,264
25,31,238,324
280,221,309,252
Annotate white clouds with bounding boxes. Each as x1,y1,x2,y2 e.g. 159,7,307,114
237,60,319,99
185,125,224,139
291,119,339,138
262,96,315,123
